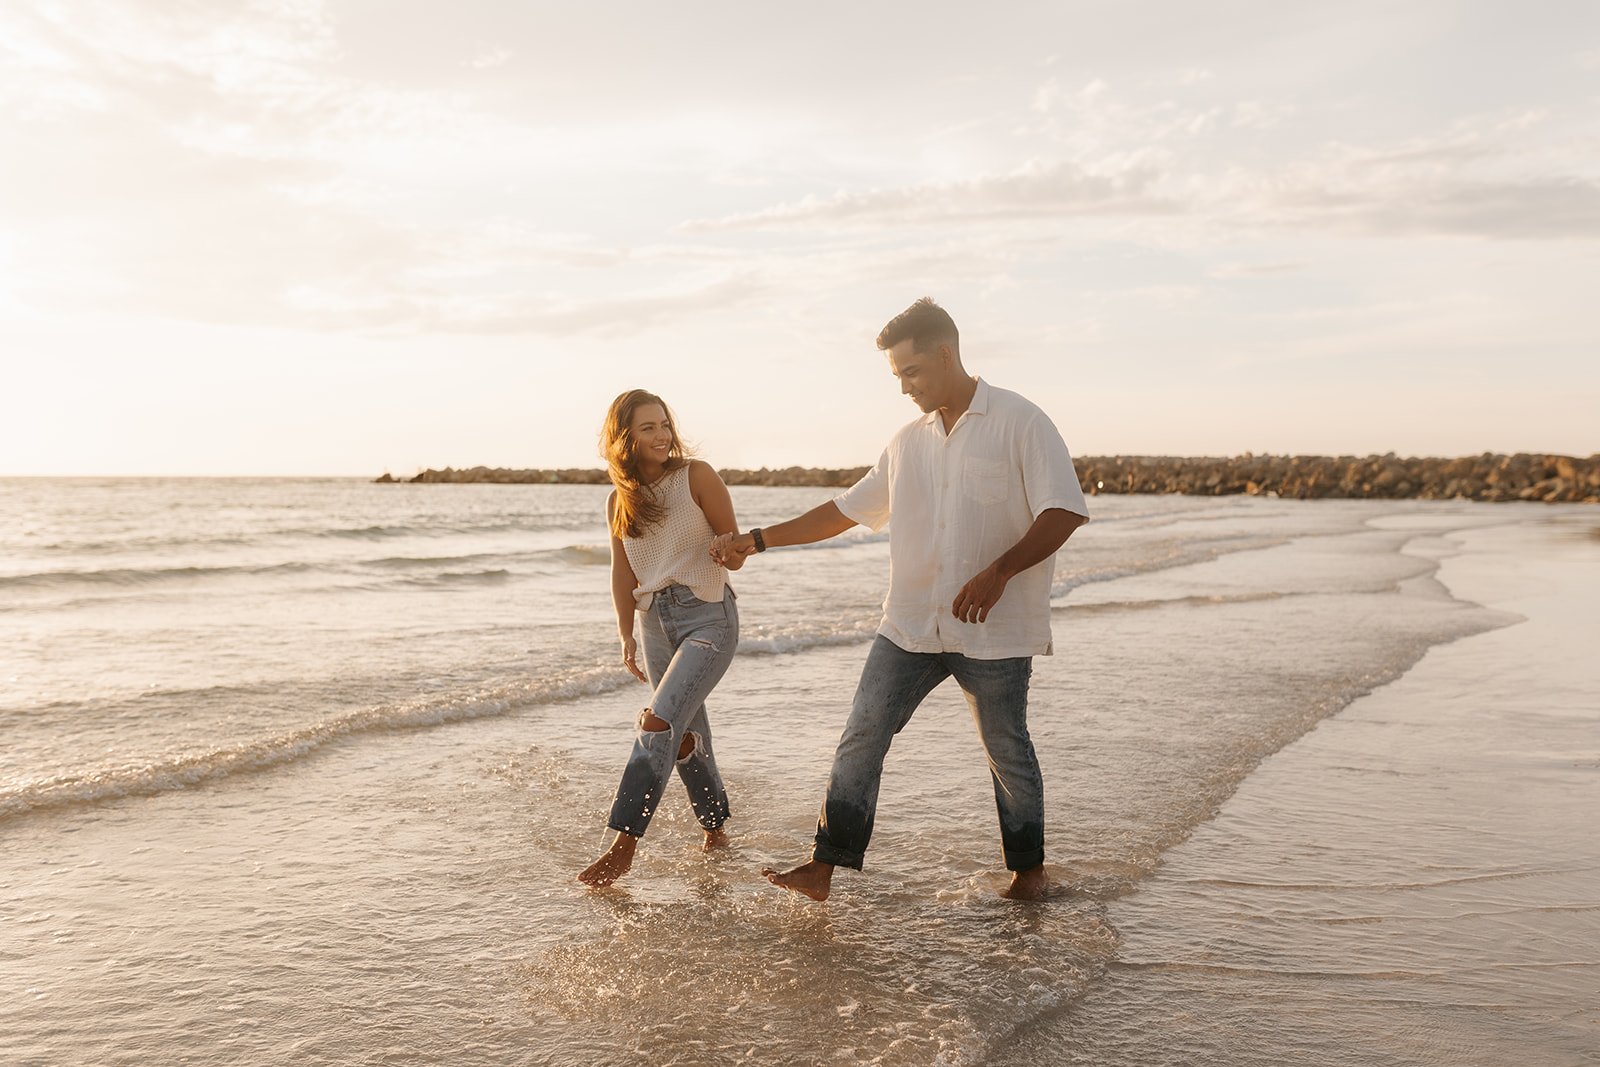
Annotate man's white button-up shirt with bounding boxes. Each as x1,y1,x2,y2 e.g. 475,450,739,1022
834,378,1089,659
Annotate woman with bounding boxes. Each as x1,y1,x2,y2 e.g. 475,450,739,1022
578,388,746,888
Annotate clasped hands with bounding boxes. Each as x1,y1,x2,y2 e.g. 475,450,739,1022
708,532,756,568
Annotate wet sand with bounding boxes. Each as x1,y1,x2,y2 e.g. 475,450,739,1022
995,515,1600,1065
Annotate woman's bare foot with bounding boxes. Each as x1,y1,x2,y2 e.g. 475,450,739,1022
578,832,639,887
761,859,834,901
703,827,729,852
1000,863,1049,901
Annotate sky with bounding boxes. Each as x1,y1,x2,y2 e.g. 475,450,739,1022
2,1,1597,476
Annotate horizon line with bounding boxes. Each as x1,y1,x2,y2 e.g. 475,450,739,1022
4,448,1597,480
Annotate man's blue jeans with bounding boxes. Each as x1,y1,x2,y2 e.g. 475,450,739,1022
812,635,1045,872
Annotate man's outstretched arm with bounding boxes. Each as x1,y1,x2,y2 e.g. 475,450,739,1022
951,508,1087,624
711,501,858,563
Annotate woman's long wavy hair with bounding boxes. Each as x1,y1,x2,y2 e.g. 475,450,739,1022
601,388,691,539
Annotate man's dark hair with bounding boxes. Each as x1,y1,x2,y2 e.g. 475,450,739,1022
876,296,959,355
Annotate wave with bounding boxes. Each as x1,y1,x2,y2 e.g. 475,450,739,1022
1050,534,1287,598
736,618,880,654
0,681,281,720
1058,590,1290,615
0,529,1280,615
0,665,637,823
316,523,439,540
388,568,513,588
0,613,892,821
38,535,253,554
554,544,609,566
362,552,509,570
1,544,616,605
343,545,608,571
24,517,608,556
311,518,599,541
0,561,314,591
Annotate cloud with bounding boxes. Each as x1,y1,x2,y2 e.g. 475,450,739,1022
283,271,769,336
680,126,1600,243
1281,176,1600,240
679,159,1176,232
0,2,773,336
1233,125,1600,241
1192,109,1600,242
1012,74,1599,243
1208,262,1308,279
468,46,512,70
5,0,1596,368
1229,100,1296,130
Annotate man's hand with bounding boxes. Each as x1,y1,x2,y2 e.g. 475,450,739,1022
710,532,757,568
952,563,1011,624
619,633,647,683
951,509,1083,624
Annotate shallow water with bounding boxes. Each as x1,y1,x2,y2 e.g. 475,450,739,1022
1,480,1592,1064
992,519,1600,1067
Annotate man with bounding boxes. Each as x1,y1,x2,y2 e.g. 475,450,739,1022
712,297,1090,902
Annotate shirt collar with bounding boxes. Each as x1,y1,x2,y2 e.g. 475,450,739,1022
923,376,988,425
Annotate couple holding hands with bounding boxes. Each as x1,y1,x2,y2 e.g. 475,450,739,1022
579,298,1089,902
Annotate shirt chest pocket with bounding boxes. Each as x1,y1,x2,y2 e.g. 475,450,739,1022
963,456,1010,505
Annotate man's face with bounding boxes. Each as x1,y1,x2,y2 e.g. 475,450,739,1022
885,338,950,413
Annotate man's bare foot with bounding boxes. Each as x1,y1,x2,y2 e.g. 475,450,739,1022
703,827,729,852
1000,863,1049,901
761,859,834,901
578,832,639,887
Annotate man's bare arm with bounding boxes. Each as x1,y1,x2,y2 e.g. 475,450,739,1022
710,501,858,562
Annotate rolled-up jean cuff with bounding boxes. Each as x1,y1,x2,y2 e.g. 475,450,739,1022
810,840,863,871
1004,846,1045,872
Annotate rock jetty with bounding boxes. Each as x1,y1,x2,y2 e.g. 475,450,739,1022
1075,453,1599,503
379,453,1599,503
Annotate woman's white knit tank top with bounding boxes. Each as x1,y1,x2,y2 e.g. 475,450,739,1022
622,465,727,612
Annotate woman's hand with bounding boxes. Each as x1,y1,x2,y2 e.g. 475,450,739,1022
619,633,647,683
710,532,756,569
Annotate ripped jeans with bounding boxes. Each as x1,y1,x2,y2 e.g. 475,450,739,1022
607,584,736,837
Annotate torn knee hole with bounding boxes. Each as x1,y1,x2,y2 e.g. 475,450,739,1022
676,730,698,761
639,709,670,733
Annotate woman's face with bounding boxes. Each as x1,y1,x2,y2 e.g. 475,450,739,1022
628,403,674,465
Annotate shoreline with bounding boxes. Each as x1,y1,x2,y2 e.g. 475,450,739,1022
994,513,1600,1065
379,452,1600,503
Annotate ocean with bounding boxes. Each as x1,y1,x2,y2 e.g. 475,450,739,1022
1,478,1595,1065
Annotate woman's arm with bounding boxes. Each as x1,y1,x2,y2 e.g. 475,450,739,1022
607,492,647,682
686,460,747,571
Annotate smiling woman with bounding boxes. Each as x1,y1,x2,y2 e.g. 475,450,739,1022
599,389,692,541
578,388,748,887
